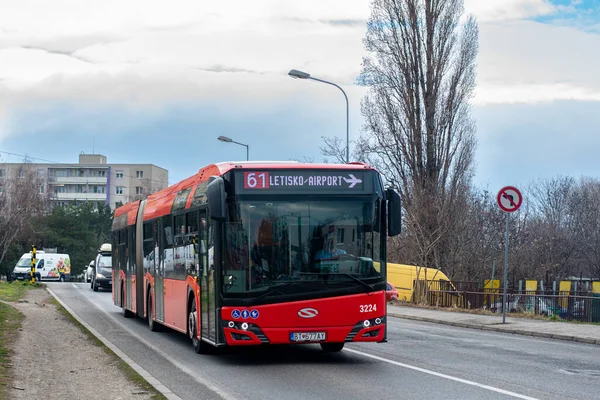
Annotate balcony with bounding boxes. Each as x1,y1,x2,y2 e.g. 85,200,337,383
49,176,108,185
52,192,107,201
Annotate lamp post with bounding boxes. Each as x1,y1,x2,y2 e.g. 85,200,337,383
218,135,249,161
288,69,349,163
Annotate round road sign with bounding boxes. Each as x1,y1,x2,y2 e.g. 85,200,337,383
497,186,522,213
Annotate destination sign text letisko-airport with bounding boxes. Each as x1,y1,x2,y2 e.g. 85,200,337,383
234,170,373,194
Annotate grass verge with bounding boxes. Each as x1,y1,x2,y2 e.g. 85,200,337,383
0,281,33,399
48,297,167,400
0,281,42,302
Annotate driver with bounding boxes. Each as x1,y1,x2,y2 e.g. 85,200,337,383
314,230,347,260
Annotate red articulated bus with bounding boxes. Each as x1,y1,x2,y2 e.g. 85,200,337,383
112,161,401,353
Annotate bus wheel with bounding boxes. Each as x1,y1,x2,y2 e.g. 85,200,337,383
147,295,159,332
189,301,209,354
320,343,344,353
121,290,132,318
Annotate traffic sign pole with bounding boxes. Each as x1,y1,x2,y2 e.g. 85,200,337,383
496,186,522,324
503,216,509,324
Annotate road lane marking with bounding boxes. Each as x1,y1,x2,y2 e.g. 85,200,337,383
345,348,539,400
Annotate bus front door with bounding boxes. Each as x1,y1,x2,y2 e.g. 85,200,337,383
200,210,217,343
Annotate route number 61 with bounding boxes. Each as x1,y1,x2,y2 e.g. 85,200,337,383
244,172,269,189
360,304,377,313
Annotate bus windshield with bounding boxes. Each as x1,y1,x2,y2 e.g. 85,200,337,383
223,199,382,299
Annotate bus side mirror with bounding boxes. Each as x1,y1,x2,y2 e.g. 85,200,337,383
207,176,226,221
386,188,402,237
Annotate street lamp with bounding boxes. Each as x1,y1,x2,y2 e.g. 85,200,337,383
288,69,349,163
218,135,249,161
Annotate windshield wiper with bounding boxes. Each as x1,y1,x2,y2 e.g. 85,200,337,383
243,281,305,306
321,273,375,292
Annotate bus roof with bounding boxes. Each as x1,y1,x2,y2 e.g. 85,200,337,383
113,160,377,227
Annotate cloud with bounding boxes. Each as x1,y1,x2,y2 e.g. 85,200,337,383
464,0,557,22
473,19,600,104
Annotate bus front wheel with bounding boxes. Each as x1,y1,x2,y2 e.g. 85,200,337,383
189,301,211,354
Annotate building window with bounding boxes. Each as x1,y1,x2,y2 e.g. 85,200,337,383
136,171,144,178
0,169,5,178
93,185,106,194
116,186,124,195
40,185,45,194
136,186,144,195
116,172,124,179
0,185,4,193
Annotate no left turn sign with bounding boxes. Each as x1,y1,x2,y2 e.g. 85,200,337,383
497,186,522,213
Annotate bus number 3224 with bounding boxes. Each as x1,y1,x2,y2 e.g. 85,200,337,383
360,304,377,313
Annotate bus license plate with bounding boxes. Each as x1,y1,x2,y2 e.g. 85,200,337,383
290,332,326,342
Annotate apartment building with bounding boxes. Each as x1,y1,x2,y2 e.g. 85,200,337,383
0,153,169,210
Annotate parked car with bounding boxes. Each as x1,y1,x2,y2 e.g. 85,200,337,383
386,282,399,302
85,260,95,283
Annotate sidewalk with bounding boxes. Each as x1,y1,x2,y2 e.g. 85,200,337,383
387,303,600,345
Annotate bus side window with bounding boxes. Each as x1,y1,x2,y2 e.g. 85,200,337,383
143,222,154,274
186,211,199,276
198,210,209,277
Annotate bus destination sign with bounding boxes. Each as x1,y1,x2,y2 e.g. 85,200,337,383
236,170,371,193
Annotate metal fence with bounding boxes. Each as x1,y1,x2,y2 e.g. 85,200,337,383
415,280,600,323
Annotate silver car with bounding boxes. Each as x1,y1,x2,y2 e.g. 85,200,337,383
85,260,95,283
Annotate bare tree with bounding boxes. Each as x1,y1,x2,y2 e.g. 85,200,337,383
524,177,576,281
320,136,350,164
129,178,156,202
568,177,600,279
0,163,47,266
356,0,478,293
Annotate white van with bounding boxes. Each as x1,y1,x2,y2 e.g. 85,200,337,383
11,251,72,282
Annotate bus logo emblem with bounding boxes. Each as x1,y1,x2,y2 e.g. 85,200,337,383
298,308,318,318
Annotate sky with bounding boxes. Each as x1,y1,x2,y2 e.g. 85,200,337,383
0,0,599,193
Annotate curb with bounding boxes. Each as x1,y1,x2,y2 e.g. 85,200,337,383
46,287,182,400
387,312,600,346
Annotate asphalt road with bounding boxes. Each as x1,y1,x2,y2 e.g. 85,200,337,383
47,283,600,400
